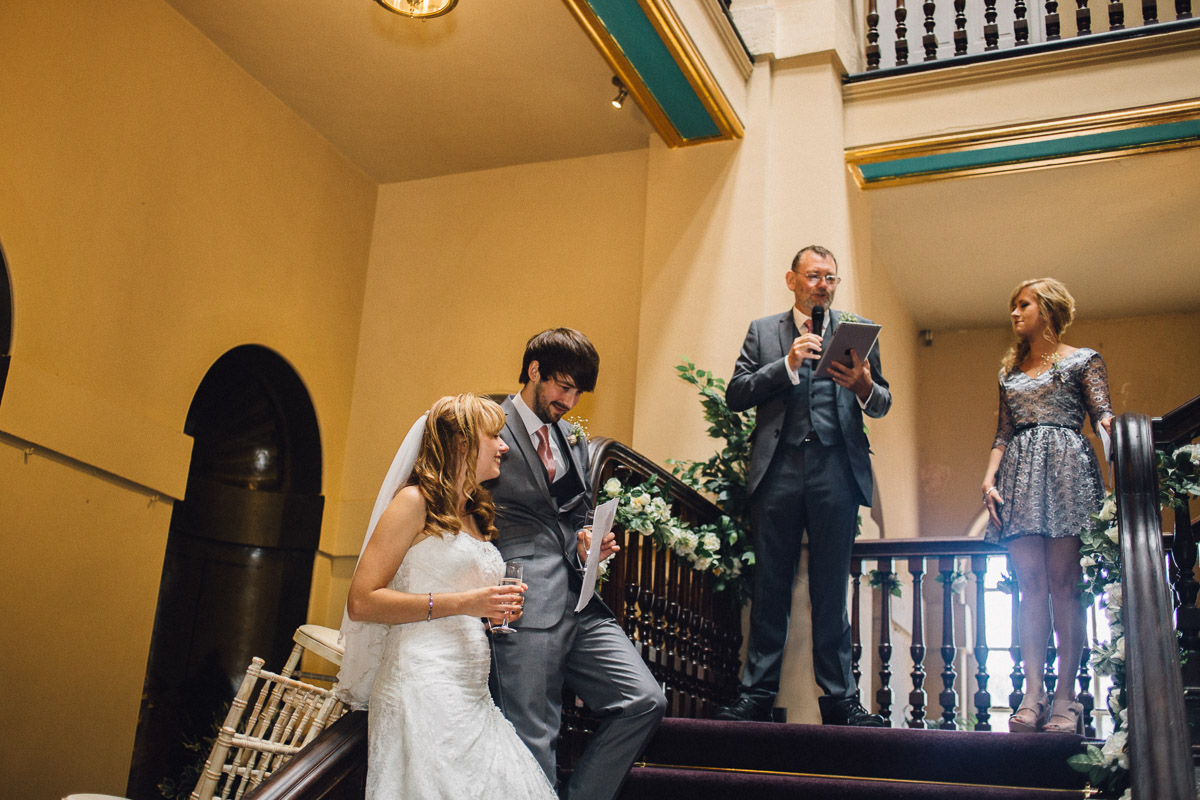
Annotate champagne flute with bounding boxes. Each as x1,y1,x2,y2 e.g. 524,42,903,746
493,561,523,635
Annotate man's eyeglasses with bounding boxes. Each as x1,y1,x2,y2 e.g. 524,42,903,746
802,273,842,287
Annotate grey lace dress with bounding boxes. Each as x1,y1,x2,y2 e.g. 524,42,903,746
984,348,1114,543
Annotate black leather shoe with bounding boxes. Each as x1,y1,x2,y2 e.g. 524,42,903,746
819,696,886,727
714,696,771,722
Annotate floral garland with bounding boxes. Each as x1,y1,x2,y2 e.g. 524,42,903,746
578,361,757,599
1069,443,1200,799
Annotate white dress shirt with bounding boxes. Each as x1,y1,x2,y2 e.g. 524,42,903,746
512,392,565,482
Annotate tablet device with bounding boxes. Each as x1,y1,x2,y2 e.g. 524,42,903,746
812,321,881,378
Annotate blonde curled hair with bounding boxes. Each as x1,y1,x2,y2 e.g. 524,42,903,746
409,394,506,540
1001,277,1076,374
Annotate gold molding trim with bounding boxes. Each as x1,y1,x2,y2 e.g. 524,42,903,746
850,138,1200,188
638,0,745,141
843,26,1200,101
847,97,1200,164
558,0,744,148
698,0,754,80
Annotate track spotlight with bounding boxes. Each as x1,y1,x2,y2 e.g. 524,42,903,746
611,76,628,109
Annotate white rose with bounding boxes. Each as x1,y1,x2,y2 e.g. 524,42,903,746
1080,555,1096,568
1098,498,1117,522
679,531,698,553
604,478,622,498
1113,636,1125,663
1106,525,1120,544
1108,584,1122,606
695,557,712,571
631,493,650,510
1101,729,1128,770
702,532,721,553
637,518,655,535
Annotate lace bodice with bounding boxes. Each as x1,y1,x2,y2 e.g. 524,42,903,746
993,348,1113,449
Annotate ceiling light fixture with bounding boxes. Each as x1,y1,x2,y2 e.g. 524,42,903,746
611,76,628,109
374,0,458,18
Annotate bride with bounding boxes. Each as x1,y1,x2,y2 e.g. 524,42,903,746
337,394,556,799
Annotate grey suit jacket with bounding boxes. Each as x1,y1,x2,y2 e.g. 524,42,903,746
727,309,892,506
486,395,594,629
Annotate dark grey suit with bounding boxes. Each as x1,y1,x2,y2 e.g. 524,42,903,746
487,395,665,800
727,309,891,706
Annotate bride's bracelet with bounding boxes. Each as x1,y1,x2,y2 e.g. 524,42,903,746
427,592,434,621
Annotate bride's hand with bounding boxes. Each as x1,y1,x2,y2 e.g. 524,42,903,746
460,583,525,622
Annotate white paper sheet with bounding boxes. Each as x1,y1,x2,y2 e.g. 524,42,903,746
574,497,619,613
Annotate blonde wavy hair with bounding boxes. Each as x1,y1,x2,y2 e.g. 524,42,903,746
409,394,506,540
1001,277,1076,374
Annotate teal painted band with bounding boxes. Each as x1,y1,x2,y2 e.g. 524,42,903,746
587,0,720,140
858,118,1200,182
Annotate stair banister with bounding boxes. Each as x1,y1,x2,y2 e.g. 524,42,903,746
1112,412,1192,799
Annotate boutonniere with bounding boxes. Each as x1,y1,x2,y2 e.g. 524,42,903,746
837,312,864,324
566,417,589,446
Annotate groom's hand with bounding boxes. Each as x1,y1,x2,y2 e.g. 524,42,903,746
577,527,620,564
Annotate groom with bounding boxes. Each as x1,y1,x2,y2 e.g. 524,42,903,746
487,328,665,800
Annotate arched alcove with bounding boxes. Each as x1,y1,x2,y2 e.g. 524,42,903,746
128,345,324,799
0,241,12,404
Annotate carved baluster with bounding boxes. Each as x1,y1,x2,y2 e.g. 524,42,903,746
637,533,655,665
1109,0,1126,28
866,0,882,70
895,1,910,66
1014,0,1030,44
664,555,681,716
1046,1,1062,39
1044,630,1058,699
1008,558,1024,714
876,558,895,726
984,0,1001,49
953,0,968,55
689,580,706,715
1142,0,1159,22
1078,630,1095,737
623,535,641,644
1178,1,1193,20
907,557,928,728
1171,504,1200,687
922,1,938,61
971,556,992,730
1077,0,1093,33
652,546,669,682
938,556,959,729
851,556,864,691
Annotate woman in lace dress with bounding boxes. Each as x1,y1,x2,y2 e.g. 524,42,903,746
980,279,1113,735
338,394,556,799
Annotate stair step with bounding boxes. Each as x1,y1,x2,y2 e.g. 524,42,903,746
639,718,1089,790
621,766,1088,800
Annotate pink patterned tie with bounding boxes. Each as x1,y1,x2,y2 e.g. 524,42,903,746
535,426,556,482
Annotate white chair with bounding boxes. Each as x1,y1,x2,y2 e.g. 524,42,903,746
189,655,345,800
282,624,344,683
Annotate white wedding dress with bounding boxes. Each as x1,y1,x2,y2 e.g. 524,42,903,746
366,531,556,800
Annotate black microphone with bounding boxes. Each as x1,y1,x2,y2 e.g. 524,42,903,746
809,305,825,368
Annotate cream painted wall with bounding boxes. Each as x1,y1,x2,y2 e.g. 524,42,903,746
315,150,651,626
0,1,375,796
631,55,921,722
917,312,1200,542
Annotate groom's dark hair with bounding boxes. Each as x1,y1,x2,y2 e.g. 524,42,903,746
519,328,600,392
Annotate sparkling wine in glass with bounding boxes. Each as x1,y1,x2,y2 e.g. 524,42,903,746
493,561,523,635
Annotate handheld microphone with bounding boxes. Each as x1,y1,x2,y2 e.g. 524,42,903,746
809,305,825,368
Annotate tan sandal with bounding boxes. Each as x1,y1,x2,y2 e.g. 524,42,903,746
1008,694,1049,733
1043,699,1084,734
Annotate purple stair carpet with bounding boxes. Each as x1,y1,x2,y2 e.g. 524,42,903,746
619,718,1090,799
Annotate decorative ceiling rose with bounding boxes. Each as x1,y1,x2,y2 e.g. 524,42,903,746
374,0,458,18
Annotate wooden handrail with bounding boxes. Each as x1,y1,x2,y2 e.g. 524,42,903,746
243,710,367,800
1152,392,1200,447
1113,413,1192,799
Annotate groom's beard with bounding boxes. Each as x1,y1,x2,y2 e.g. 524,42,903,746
531,381,569,424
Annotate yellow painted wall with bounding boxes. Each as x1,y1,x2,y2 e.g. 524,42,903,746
0,1,375,796
314,150,651,626
917,311,1200,542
